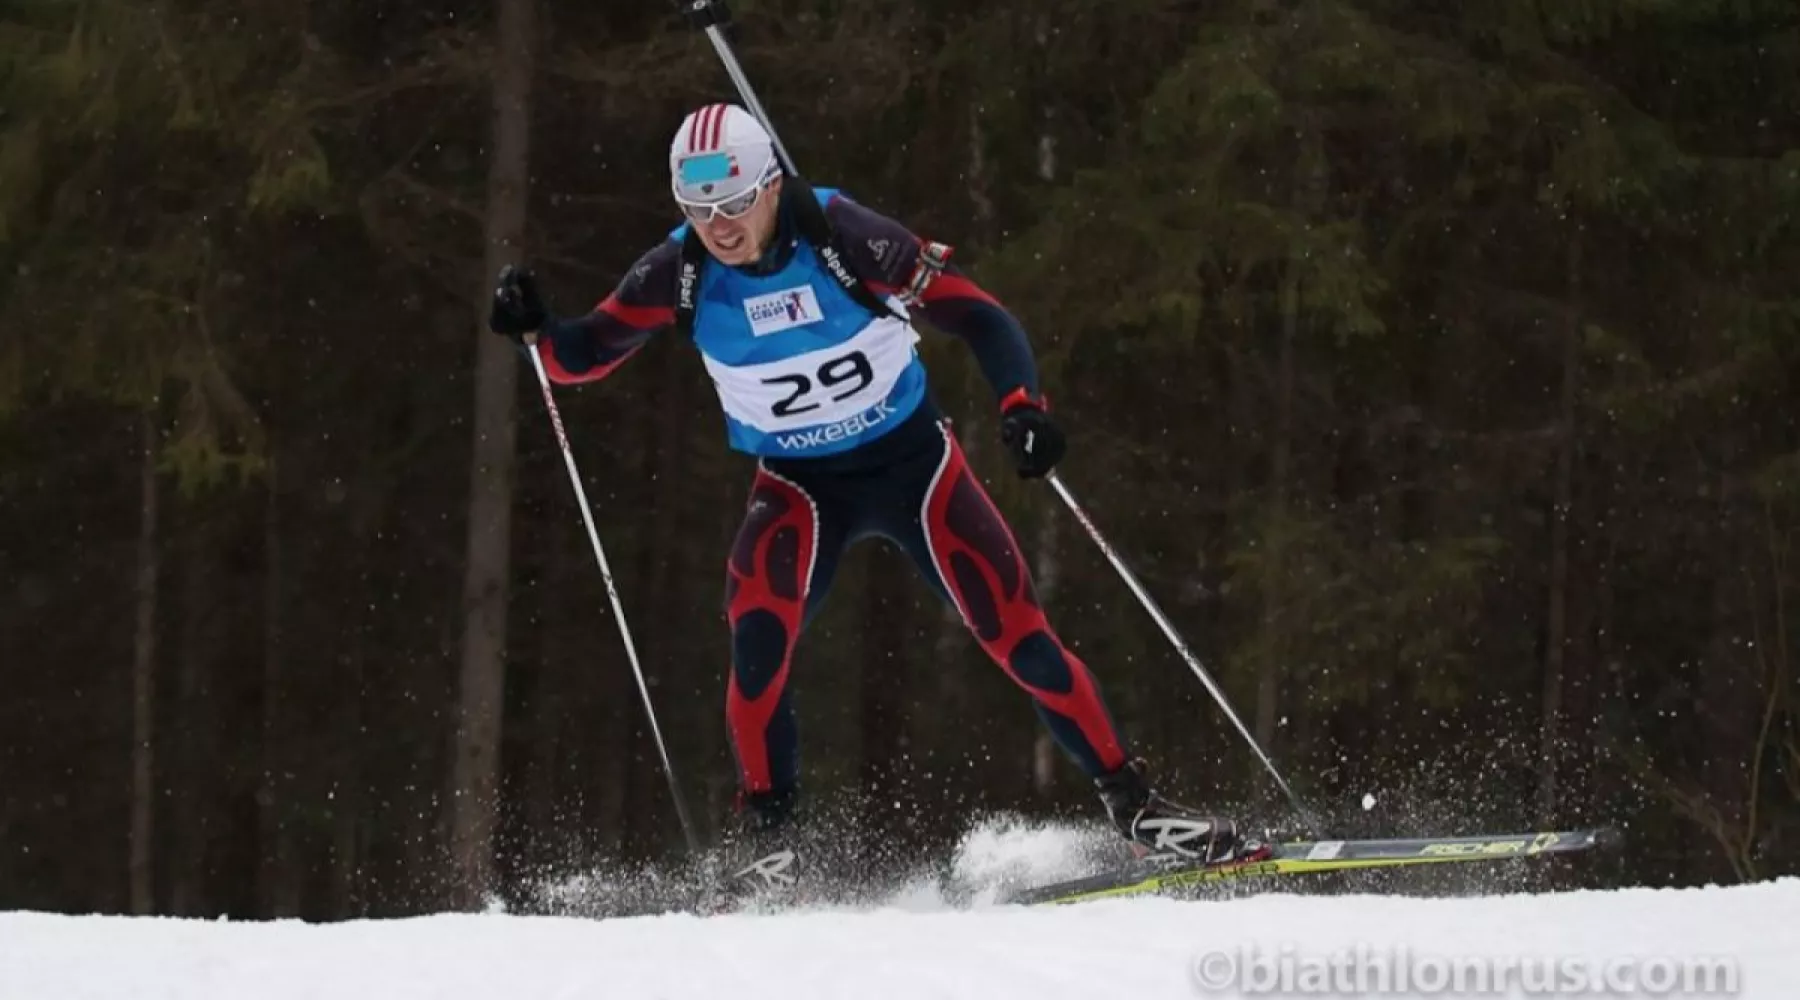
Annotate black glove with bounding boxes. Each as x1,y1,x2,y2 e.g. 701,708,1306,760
488,264,549,341
999,390,1065,479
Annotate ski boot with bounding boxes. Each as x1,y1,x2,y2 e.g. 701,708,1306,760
698,788,807,912
1094,759,1266,865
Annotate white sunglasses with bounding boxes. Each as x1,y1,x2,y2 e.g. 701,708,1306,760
674,156,780,223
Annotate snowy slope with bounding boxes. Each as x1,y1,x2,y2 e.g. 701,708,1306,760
1,822,1791,1000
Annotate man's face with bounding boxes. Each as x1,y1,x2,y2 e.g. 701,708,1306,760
691,175,782,267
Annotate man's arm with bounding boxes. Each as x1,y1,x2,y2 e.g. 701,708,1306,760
535,239,681,384
825,193,1042,406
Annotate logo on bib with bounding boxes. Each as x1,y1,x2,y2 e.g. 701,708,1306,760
744,286,823,336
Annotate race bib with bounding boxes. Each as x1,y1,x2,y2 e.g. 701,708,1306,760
702,317,920,433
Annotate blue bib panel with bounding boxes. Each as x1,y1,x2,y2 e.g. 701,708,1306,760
675,189,928,458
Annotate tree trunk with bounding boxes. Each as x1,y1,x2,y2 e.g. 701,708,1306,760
1254,129,1325,769
859,555,910,847
965,102,997,243
331,638,368,918
257,449,300,917
129,412,159,916
605,404,666,859
646,344,694,852
1254,264,1298,756
450,0,536,906
930,100,1001,689
519,516,566,875
1537,237,1582,822
170,502,222,916
1698,473,1753,878
1376,305,1434,765
1033,12,1057,189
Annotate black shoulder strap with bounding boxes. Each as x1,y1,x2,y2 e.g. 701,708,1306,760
672,175,896,338
782,176,899,323
674,227,708,338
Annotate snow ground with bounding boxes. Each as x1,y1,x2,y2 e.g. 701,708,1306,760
1,820,1792,1000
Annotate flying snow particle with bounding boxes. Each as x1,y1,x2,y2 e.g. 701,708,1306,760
1361,793,1376,811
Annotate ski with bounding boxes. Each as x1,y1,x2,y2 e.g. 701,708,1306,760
1003,827,1615,906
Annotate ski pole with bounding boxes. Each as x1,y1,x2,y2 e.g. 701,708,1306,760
678,0,800,174
1045,471,1322,830
523,334,701,857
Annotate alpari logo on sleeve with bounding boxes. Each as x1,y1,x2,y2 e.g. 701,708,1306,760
744,286,824,336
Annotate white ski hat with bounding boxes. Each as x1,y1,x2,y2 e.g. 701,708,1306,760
669,103,779,205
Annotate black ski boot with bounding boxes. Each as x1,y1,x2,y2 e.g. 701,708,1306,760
701,788,806,911
1094,760,1258,864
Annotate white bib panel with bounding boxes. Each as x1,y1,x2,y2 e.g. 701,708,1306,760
701,314,921,434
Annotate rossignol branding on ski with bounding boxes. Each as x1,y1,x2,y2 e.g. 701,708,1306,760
733,849,798,888
1135,816,1221,857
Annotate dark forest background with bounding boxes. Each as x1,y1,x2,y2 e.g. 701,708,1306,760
2,0,1796,920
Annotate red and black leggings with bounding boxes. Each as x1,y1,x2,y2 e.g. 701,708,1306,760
724,407,1129,803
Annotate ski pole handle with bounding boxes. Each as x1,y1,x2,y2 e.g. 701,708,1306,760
680,0,732,30
674,0,802,179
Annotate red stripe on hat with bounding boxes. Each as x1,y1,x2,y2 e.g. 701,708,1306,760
691,104,725,153
709,103,728,151
688,106,708,153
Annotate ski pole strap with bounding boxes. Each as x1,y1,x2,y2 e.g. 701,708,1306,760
679,0,732,30
785,176,898,322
